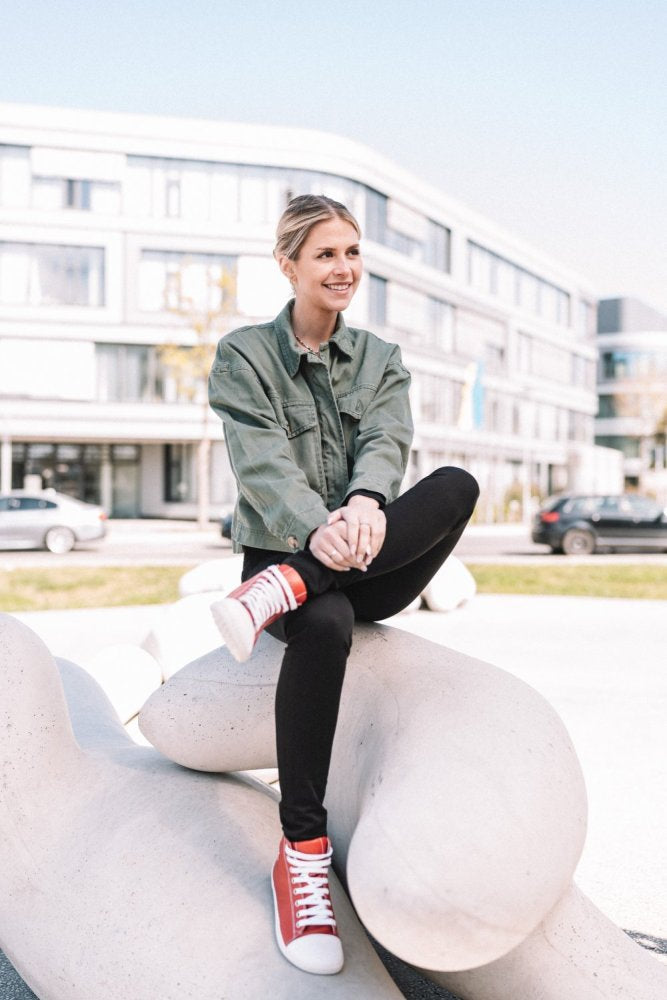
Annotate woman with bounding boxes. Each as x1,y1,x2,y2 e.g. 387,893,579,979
208,195,479,976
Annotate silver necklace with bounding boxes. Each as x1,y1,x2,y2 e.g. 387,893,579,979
294,332,320,356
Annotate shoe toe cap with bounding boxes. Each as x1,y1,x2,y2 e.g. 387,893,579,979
284,934,344,975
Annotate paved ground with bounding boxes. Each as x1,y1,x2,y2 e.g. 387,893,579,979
2,517,666,568
2,538,666,997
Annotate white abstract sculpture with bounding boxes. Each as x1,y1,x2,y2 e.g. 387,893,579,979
0,614,404,1000
421,554,476,611
140,625,667,998
142,591,230,680
178,555,244,598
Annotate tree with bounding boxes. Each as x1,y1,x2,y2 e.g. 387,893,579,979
157,266,236,529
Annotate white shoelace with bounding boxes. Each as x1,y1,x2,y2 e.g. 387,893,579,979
240,565,298,628
285,842,337,930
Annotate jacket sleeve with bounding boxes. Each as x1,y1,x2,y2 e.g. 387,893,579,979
208,343,329,549
345,346,413,501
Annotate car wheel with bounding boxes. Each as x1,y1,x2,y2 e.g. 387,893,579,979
562,528,595,556
44,526,76,554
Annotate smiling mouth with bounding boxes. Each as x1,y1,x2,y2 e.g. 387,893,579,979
324,283,352,292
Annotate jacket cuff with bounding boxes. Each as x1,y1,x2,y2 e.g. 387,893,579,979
344,489,386,509
283,504,329,552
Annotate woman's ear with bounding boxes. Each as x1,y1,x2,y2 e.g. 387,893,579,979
276,253,296,286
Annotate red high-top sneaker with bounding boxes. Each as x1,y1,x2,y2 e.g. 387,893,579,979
271,836,343,975
211,564,307,662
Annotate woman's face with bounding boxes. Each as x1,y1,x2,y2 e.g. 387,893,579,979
281,217,362,314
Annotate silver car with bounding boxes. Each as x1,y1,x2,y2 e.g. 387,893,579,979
0,490,108,553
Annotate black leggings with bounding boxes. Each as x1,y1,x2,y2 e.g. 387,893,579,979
242,466,480,841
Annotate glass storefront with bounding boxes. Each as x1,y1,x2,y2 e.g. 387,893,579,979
11,442,140,515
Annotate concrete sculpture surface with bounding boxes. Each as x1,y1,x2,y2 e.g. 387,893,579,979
140,624,667,997
0,613,403,1000
84,643,162,724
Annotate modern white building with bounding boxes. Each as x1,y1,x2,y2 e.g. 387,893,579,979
0,102,603,521
596,297,667,502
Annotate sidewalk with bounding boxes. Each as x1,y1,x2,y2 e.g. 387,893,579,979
3,591,666,997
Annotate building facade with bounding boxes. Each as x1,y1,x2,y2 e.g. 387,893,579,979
596,297,667,502
0,103,602,521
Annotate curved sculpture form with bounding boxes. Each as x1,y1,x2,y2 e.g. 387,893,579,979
432,883,667,1000
0,614,403,1000
140,624,589,970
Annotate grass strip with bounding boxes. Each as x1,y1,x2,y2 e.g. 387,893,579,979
0,566,196,612
1,563,665,612
466,563,667,601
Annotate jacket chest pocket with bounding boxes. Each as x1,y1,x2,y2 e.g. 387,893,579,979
281,403,324,492
336,386,376,461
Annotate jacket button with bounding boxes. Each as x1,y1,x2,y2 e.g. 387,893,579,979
287,535,299,550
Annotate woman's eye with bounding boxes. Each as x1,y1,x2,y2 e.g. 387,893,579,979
318,250,333,258
348,248,360,256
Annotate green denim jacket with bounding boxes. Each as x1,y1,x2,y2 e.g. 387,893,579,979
208,300,413,553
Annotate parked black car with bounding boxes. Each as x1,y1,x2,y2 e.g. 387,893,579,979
532,493,667,554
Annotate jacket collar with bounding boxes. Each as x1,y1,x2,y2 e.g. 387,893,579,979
275,300,355,377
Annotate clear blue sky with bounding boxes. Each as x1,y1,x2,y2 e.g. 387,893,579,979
2,0,666,312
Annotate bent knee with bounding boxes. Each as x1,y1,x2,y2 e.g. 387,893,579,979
432,466,480,511
289,591,354,646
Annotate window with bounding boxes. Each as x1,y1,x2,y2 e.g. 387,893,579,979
428,297,454,351
562,497,601,516
595,435,640,458
164,444,193,502
0,242,105,307
365,188,387,243
578,300,595,339
96,344,158,402
138,250,236,313
368,274,387,327
467,241,570,326
165,176,181,218
15,497,58,511
65,179,91,210
569,410,593,443
10,443,102,502
425,221,450,272
598,395,616,418
469,243,493,294
0,145,31,207
571,354,588,386
484,342,505,374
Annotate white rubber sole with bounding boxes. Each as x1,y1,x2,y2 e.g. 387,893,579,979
271,876,344,975
210,598,256,662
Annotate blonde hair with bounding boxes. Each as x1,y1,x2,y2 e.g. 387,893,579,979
274,194,361,261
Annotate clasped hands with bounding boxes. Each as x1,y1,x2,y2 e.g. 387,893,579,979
308,495,386,572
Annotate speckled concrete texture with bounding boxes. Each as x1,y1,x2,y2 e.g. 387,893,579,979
141,624,589,969
0,614,404,1000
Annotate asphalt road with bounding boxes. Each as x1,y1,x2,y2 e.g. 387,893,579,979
1,519,666,569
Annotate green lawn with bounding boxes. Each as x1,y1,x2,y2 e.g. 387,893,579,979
0,562,665,612
0,566,195,612
467,563,667,601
